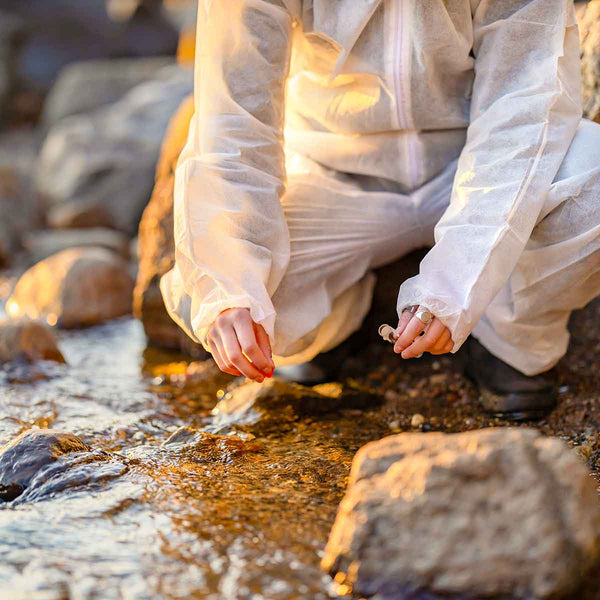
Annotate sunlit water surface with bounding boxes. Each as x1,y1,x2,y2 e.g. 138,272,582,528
0,318,390,599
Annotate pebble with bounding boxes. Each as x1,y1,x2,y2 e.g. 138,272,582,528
411,413,425,428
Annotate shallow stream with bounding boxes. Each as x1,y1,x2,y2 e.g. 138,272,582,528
1,310,600,599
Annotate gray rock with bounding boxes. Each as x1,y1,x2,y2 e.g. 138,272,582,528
22,228,130,263
1,0,178,94
579,0,600,123
42,56,174,128
322,428,600,599
7,247,134,328
0,168,43,266
36,65,193,235
0,318,65,363
0,429,89,501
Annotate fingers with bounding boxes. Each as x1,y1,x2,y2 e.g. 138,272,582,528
429,328,452,354
394,315,426,354
220,324,266,381
401,318,447,358
234,318,274,375
254,323,274,370
208,338,242,376
394,309,414,340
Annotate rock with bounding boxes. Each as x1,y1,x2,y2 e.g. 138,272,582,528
410,413,425,428
6,247,134,328
36,65,193,235
47,199,116,230
0,318,65,363
579,0,600,123
210,378,380,436
0,429,89,501
134,94,205,355
322,428,600,599
0,168,42,266
42,56,174,128
1,0,178,94
22,228,130,263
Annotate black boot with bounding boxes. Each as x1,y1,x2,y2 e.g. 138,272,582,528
273,329,365,385
464,337,557,421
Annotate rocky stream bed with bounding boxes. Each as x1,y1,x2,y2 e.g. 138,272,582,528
1,299,600,599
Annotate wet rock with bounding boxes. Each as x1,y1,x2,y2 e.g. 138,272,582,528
0,168,42,266
1,0,178,94
579,0,600,123
322,428,600,599
159,427,261,464
0,429,89,501
23,228,130,263
211,378,380,435
134,94,207,356
7,247,134,328
0,318,65,363
42,56,174,127
37,65,193,235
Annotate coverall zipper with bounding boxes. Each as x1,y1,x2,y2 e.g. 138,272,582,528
394,0,420,189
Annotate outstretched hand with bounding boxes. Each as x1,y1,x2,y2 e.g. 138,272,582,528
206,307,275,382
392,306,453,358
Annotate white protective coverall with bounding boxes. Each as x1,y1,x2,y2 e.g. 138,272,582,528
160,0,600,376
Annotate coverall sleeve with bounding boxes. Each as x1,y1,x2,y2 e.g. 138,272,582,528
396,0,582,351
162,1,297,349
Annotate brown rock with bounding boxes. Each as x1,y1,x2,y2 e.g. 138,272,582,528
578,0,600,123
0,318,65,363
134,94,207,357
322,428,600,599
7,247,134,328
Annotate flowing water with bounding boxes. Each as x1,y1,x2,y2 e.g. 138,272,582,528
0,317,391,599
2,307,600,599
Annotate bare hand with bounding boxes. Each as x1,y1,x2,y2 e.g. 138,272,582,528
393,306,453,358
206,308,275,382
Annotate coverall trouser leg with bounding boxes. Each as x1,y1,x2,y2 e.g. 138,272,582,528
271,120,600,375
473,119,600,376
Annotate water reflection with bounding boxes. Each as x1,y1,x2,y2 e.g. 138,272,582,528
0,318,388,599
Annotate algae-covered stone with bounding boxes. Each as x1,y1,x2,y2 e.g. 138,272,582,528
323,428,600,599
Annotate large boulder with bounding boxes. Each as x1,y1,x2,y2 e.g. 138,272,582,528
36,65,193,235
133,94,207,356
579,0,600,123
6,247,134,328
0,318,65,364
322,428,600,599
41,56,174,128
